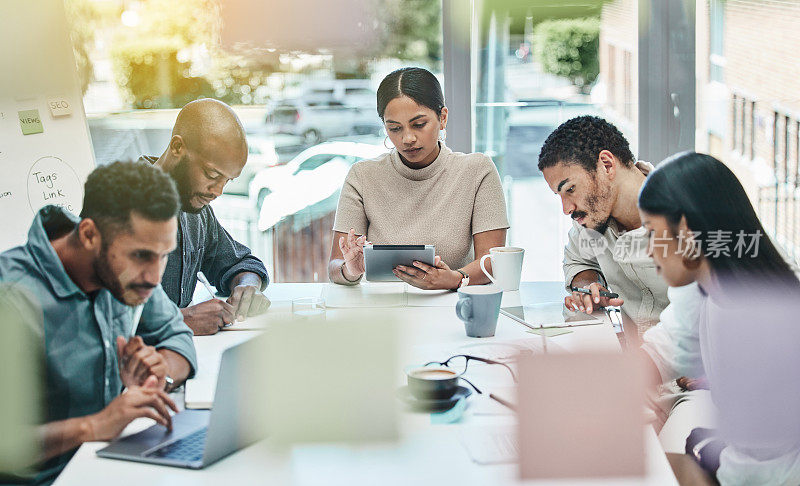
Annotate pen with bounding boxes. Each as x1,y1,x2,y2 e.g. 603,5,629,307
197,272,235,328
196,272,216,300
570,286,619,299
489,393,517,412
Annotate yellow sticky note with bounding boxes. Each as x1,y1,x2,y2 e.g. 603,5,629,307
47,97,72,117
18,109,43,135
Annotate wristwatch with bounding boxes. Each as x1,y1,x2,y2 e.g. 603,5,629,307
164,374,174,392
455,269,469,289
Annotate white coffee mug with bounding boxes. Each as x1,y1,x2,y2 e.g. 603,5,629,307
479,246,524,291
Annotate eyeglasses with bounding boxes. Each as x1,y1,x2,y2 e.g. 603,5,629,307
423,354,517,395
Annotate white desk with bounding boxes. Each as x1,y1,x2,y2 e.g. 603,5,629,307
53,282,676,486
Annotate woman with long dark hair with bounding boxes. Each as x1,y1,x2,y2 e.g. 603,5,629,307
328,67,509,289
637,151,800,484
638,151,798,293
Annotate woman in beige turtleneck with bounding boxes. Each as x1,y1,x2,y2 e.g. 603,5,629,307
328,67,509,290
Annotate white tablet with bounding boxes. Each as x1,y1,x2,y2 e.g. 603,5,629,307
363,244,436,282
500,302,603,329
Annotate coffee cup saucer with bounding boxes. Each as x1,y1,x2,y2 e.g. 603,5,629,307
396,385,473,412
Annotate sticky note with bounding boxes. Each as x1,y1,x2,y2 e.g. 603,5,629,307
47,97,73,117
18,109,43,135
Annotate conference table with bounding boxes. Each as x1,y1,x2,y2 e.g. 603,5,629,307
53,282,677,486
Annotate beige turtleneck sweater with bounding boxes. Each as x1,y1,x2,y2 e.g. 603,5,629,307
333,143,509,269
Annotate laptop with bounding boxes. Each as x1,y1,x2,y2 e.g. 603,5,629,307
97,336,265,469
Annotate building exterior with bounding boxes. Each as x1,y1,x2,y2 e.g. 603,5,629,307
599,0,800,259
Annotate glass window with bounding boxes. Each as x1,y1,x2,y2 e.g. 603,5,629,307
293,154,338,174
472,5,604,281
71,0,442,282
709,0,725,83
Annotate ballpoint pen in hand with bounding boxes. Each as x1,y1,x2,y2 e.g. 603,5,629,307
197,272,235,327
570,286,619,299
196,272,216,300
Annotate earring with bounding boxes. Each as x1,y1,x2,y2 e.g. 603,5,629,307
438,128,447,142
384,136,393,150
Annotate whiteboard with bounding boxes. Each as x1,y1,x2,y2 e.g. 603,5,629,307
0,0,95,251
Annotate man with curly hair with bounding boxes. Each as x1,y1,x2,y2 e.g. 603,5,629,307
0,161,197,484
141,99,271,335
538,117,717,455
538,115,668,332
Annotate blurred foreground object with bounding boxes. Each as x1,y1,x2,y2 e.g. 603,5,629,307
255,314,399,446
517,351,645,479
0,286,43,479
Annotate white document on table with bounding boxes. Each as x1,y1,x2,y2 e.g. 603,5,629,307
322,282,406,308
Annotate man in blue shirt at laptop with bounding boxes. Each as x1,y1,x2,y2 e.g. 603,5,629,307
0,161,197,484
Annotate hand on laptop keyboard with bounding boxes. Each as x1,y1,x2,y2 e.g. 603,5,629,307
85,375,178,441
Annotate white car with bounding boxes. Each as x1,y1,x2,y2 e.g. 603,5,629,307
266,99,382,145
301,79,376,109
248,141,387,231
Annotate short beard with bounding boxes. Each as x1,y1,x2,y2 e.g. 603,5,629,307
584,178,613,234
170,155,203,214
93,241,130,305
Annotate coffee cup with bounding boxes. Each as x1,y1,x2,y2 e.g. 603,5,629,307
405,366,461,400
479,246,524,291
455,285,503,338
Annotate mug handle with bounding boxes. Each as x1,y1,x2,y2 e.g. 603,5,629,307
479,254,498,285
456,297,473,323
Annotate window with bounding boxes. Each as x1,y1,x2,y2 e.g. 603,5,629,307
470,6,604,281
292,154,359,175
74,0,442,282
709,0,725,83
607,44,617,110
293,154,339,174
623,50,632,120
731,92,754,159
273,108,299,125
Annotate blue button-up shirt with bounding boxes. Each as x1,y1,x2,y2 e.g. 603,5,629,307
0,206,197,484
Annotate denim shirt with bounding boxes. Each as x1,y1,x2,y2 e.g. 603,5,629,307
140,156,269,307
0,206,197,484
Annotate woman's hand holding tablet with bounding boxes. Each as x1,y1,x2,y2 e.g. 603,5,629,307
394,255,462,290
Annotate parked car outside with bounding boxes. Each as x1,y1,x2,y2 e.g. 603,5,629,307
249,141,386,230
266,98,382,145
301,78,376,108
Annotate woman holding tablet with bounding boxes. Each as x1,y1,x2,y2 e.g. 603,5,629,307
636,152,800,483
328,67,509,289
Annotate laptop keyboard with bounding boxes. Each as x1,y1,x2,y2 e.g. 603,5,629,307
146,427,207,462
